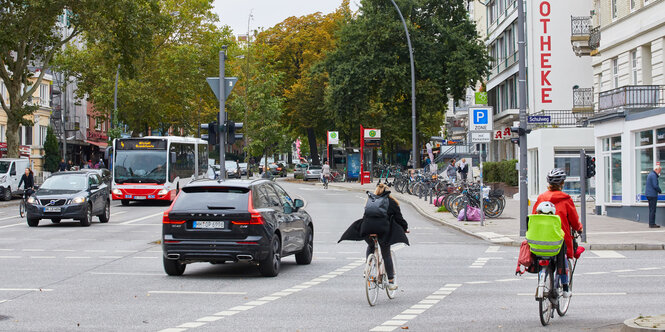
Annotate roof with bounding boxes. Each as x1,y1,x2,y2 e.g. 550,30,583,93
186,178,271,189
49,171,92,176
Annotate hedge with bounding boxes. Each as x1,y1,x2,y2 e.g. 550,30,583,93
482,159,518,186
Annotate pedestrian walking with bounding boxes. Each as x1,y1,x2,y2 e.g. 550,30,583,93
458,158,469,182
645,164,662,228
445,159,457,183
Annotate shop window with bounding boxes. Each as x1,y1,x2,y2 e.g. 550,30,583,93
602,135,622,203
554,151,595,196
635,127,665,201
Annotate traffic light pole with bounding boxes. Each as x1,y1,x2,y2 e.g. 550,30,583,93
580,149,587,242
219,47,227,179
517,0,528,236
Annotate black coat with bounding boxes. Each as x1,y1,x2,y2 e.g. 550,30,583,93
338,192,410,246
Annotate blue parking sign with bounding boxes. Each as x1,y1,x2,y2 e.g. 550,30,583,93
469,107,493,131
474,109,488,124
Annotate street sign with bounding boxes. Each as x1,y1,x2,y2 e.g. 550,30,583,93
206,77,238,101
363,129,381,139
471,132,491,143
527,115,551,124
469,107,493,131
328,131,339,145
475,92,488,105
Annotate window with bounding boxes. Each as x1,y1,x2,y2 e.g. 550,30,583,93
40,126,47,146
197,144,208,177
630,0,636,10
0,125,5,143
39,84,49,107
635,128,665,201
20,126,33,146
598,72,603,91
631,50,638,84
612,58,619,88
529,149,539,196
95,118,102,130
554,150,595,196
602,136,622,203
169,142,196,180
611,0,618,19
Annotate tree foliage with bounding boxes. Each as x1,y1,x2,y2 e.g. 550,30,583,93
43,127,61,173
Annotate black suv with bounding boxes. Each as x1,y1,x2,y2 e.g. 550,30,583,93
162,179,313,277
26,171,111,227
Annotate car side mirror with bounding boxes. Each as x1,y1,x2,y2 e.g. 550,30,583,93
283,202,293,214
293,199,304,209
90,184,99,190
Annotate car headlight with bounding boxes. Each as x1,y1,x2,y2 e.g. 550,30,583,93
72,197,86,204
157,189,169,195
27,196,36,204
112,189,122,195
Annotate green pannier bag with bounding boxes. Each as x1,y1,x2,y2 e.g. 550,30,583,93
525,214,565,257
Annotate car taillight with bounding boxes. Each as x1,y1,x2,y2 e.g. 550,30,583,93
234,191,265,225
162,207,185,224
277,167,282,171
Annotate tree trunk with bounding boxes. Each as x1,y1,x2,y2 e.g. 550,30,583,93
6,102,22,159
306,127,319,165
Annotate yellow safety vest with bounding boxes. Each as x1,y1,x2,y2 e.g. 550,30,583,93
525,214,565,257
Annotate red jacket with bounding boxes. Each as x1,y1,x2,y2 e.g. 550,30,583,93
532,190,583,258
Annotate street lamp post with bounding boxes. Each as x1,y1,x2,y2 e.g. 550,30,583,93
389,0,417,169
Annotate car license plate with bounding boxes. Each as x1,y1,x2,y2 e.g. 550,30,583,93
134,196,146,200
44,207,61,213
193,221,225,229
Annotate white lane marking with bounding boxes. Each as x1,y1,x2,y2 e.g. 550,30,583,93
0,215,20,221
158,329,186,332
22,249,45,252
618,275,665,278
584,272,609,275
465,281,490,284
133,257,159,259
115,250,138,253
612,269,635,273
160,259,366,332
0,300,7,304
99,256,123,259
196,316,223,322
110,211,127,216
469,257,490,268
485,246,500,253
638,267,662,271
119,212,163,225
0,223,22,229
0,249,14,251
65,256,91,259
0,255,20,258
90,272,164,276
84,250,106,253
0,288,53,292
149,291,246,295
370,284,462,332
30,256,56,259
590,250,625,259
177,323,205,328
53,249,76,252
517,292,627,296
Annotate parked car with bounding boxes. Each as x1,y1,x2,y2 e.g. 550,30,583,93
81,168,112,188
162,179,313,277
293,163,308,179
25,171,111,227
269,163,287,177
238,163,252,177
0,158,30,201
303,165,322,181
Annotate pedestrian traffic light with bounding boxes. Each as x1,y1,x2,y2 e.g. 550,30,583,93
585,154,596,179
226,120,244,145
200,121,218,145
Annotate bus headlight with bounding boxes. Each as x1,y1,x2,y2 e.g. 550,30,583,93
112,189,122,195
72,197,86,204
157,189,170,196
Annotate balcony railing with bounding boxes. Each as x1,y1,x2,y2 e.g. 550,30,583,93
488,50,518,80
571,16,591,36
527,110,594,129
589,26,601,51
573,87,594,112
598,85,664,111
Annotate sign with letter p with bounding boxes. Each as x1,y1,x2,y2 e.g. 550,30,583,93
469,107,493,131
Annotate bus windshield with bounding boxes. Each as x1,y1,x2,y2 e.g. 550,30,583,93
114,150,167,184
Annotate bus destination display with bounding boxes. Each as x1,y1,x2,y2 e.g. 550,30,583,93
117,139,167,150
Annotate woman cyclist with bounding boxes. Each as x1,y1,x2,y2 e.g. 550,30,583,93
339,183,409,290
18,168,35,199
532,168,583,297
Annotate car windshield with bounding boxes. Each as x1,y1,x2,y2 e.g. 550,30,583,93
0,161,10,173
239,163,248,168
114,150,167,184
225,161,238,170
40,175,87,191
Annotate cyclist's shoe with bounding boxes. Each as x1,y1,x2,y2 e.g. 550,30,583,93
388,281,398,291
563,290,572,298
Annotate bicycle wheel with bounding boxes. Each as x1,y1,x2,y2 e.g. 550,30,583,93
386,249,397,299
539,266,554,326
365,254,379,306
557,258,575,316
19,200,26,218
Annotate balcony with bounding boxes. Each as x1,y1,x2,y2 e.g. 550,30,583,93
570,16,594,57
527,110,594,130
598,85,664,112
572,87,593,112
488,50,518,81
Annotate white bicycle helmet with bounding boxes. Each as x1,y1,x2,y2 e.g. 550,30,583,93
546,168,567,184
536,201,556,215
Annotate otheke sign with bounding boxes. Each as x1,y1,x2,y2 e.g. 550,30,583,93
539,1,552,104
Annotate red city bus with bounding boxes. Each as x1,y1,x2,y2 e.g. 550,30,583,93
111,136,209,205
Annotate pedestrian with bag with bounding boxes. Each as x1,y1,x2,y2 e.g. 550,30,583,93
339,183,409,290
645,164,662,228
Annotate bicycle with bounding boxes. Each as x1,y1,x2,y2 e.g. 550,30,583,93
321,174,329,189
19,188,33,218
364,235,397,306
534,233,579,326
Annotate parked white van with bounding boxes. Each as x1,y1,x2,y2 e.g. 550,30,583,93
0,158,30,201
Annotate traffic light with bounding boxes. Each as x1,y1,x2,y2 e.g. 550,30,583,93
509,127,531,146
226,120,244,145
200,121,218,145
585,154,596,179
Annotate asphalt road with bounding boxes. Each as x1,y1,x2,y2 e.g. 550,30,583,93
0,180,663,331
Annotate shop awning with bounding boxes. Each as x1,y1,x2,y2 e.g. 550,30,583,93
87,140,108,148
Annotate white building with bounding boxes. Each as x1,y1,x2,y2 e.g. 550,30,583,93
586,0,665,224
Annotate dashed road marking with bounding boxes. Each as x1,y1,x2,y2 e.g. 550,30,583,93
0,223,22,229
517,292,626,296
110,211,127,216
0,288,53,292
148,291,246,295
485,246,500,253
369,284,462,332
119,212,163,225
469,257,501,268
589,250,625,259
90,272,163,276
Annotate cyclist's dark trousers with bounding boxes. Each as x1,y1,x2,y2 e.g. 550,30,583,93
365,237,394,280
556,242,567,283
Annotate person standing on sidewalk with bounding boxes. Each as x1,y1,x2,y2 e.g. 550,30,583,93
645,165,662,228
445,159,457,184
458,158,469,183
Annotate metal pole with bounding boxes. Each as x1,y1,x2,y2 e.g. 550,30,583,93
219,47,227,179
517,0,528,236
480,143,485,226
580,149,587,242
113,64,119,129
389,0,417,169
62,75,67,163
245,11,252,176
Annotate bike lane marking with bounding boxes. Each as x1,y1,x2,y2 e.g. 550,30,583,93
157,259,367,332
369,283,463,332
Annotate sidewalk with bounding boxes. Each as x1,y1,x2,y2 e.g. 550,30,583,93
318,180,665,250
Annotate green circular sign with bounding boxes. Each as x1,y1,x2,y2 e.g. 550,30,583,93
369,130,377,137
330,132,337,139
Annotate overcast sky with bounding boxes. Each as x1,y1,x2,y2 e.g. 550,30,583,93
213,0,360,35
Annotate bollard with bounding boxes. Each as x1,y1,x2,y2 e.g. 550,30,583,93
429,189,433,204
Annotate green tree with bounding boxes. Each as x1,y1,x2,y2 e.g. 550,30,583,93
0,0,166,157
43,127,60,173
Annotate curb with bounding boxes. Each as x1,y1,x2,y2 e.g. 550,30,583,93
623,315,665,332
323,183,665,251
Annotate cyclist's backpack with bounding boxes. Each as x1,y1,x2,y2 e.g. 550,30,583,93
364,192,390,219
525,214,565,257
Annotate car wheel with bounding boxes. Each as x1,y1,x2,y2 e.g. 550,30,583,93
51,218,61,224
79,204,92,227
27,218,40,227
121,200,129,206
98,201,110,223
163,256,186,276
259,235,281,277
2,187,11,201
295,226,313,265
